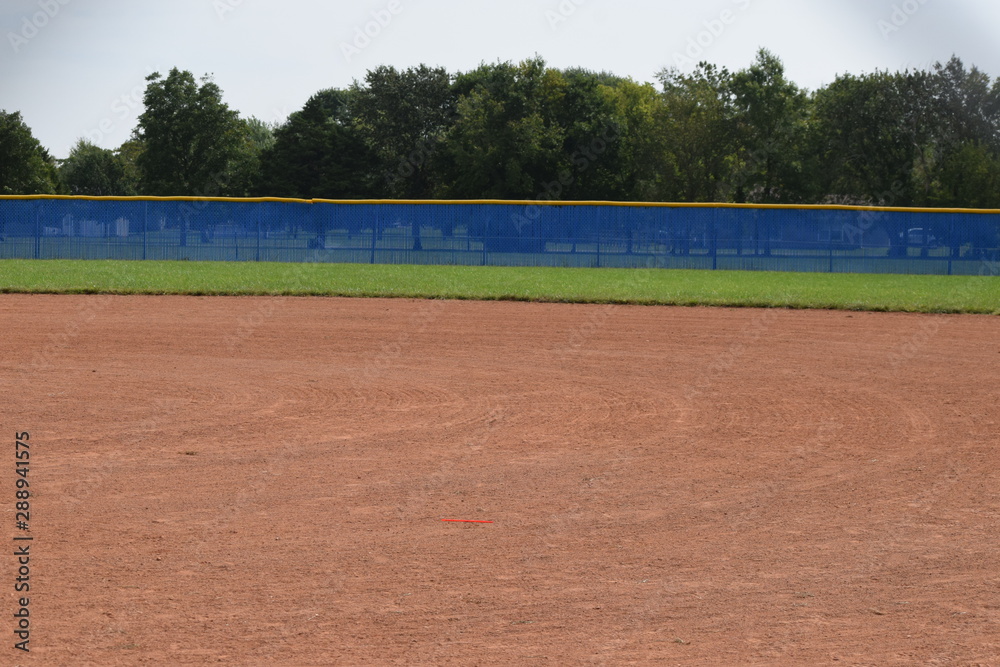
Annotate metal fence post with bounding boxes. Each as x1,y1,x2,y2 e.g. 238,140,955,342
828,212,834,272
34,204,40,259
947,213,954,276
370,206,377,264
711,210,718,271
481,212,487,266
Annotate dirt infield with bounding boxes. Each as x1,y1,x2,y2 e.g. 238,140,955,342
2,294,999,665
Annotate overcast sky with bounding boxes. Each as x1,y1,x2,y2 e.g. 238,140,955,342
2,0,998,159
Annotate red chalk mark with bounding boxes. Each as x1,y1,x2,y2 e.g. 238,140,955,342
442,519,494,524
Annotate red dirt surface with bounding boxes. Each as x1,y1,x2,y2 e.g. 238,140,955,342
2,294,999,665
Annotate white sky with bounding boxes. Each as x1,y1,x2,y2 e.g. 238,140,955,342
1,0,998,159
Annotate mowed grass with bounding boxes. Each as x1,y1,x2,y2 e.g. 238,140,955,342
0,259,997,314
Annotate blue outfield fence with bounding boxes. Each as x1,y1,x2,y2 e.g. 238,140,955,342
1,196,999,275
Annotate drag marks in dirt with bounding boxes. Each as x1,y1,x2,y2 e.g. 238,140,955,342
546,306,998,662
3,296,1000,663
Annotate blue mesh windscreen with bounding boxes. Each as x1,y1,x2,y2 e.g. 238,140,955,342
1,198,997,275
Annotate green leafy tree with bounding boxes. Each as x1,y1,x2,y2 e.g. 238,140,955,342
911,57,1000,214
930,141,1000,209
115,139,144,195
135,68,243,196
441,57,566,200
0,110,59,194
227,117,277,197
808,69,939,254
552,68,628,201
656,63,735,203
258,89,375,200
930,56,1000,153
59,139,136,196
727,49,809,203
352,64,455,247
810,70,932,205
134,68,248,244
446,65,628,200
351,64,456,198
603,78,674,202
440,59,644,247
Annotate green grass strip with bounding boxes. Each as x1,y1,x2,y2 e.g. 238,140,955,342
0,259,997,314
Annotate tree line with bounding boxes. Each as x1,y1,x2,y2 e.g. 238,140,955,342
2,50,999,209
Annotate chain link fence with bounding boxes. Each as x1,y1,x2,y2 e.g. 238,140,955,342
1,196,997,274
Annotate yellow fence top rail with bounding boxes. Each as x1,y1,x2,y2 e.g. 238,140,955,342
1,194,998,215
0,194,312,204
